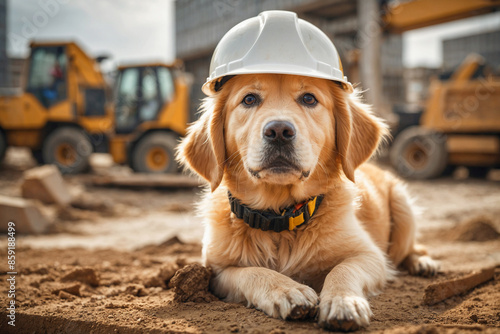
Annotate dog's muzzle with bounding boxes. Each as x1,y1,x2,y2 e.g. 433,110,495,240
260,120,300,173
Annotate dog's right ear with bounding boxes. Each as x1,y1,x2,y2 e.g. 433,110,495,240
177,97,226,192
331,86,387,183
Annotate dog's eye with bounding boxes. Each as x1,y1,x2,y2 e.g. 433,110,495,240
302,93,317,106
242,94,258,107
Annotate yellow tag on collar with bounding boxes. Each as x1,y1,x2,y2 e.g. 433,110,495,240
287,196,319,231
307,196,317,216
288,214,305,231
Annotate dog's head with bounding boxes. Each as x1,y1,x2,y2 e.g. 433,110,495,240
178,74,386,202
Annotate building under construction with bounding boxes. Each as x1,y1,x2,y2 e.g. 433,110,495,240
443,29,500,70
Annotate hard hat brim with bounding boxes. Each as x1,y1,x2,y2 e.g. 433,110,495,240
202,65,353,96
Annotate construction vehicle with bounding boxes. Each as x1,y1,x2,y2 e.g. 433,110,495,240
0,41,113,174
108,62,190,173
383,0,500,179
0,41,191,174
390,54,500,179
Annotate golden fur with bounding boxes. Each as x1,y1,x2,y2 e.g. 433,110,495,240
177,74,438,331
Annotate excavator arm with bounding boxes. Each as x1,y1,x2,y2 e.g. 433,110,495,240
384,0,500,33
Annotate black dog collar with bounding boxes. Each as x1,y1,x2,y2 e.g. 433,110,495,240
228,192,324,232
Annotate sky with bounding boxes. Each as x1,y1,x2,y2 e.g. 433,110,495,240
6,0,500,70
6,0,175,72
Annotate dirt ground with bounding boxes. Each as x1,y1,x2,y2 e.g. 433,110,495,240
0,148,499,334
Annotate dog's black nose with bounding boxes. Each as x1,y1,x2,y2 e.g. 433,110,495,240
263,121,296,143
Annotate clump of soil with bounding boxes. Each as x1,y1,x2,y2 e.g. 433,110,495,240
123,283,149,297
169,263,217,302
70,192,115,215
60,267,100,286
449,216,500,242
56,206,101,222
51,283,82,297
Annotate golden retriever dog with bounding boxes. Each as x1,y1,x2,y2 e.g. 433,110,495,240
177,74,438,331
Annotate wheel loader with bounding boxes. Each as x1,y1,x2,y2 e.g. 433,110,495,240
0,41,191,174
0,41,113,174
390,54,500,179
108,62,191,173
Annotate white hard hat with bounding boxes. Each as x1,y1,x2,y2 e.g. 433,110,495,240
202,10,353,96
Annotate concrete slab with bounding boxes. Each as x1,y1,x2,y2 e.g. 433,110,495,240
0,195,51,234
21,165,71,207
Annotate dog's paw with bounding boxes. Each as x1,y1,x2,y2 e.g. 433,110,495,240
257,284,318,320
407,255,439,277
318,295,372,332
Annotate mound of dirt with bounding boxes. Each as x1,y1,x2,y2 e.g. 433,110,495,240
450,216,500,242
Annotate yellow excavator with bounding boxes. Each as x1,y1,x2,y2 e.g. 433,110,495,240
0,41,190,174
0,41,113,173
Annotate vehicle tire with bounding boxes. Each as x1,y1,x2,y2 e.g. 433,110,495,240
390,126,448,179
42,127,92,174
0,129,6,164
468,166,490,178
131,132,179,173
31,149,45,164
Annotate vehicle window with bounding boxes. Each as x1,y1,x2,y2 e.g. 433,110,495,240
118,67,139,98
116,67,140,130
27,46,67,107
139,67,160,121
157,67,174,102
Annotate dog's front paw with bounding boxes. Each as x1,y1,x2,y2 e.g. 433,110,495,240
407,255,439,277
318,295,372,332
257,284,318,320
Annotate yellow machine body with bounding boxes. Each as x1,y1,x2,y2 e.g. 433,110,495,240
0,41,113,150
421,56,500,166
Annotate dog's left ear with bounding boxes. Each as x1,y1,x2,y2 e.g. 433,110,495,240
177,97,226,191
332,87,388,182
